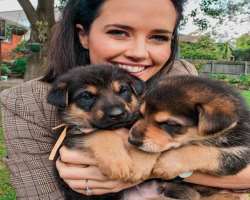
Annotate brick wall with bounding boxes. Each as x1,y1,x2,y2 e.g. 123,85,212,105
1,34,22,60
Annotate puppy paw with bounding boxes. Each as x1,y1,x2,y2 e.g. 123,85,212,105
97,153,134,181
152,163,178,180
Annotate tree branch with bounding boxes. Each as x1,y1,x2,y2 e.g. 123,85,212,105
17,0,38,26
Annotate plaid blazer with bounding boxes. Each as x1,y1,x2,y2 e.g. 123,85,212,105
0,60,198,200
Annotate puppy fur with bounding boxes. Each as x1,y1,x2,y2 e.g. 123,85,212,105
48,64,147,200
129,75,250,199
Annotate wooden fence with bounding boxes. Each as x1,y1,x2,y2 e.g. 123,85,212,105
188,60,250,76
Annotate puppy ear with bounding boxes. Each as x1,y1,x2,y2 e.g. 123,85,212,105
197,104,237,135
129,77,145,96
47,81,68,108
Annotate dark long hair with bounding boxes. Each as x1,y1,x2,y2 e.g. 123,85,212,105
42,0,187,83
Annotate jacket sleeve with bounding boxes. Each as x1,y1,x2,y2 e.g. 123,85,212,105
0,80,64,200
168,59,199,76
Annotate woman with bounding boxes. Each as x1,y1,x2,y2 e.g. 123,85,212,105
1,0,249,199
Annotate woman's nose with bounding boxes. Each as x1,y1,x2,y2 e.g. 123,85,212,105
124,38,149,61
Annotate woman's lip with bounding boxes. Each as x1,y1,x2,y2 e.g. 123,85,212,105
109,62,152,73
111,61,151,67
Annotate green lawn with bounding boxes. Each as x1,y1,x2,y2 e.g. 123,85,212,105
0,91,250,199
241,90,250,107
0,111,16,200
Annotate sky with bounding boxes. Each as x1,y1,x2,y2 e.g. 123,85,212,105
0,0,249,41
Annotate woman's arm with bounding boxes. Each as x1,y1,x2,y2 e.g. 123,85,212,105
185,166,250,189
0,81,64,199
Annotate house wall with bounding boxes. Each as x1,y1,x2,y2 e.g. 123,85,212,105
1,34,22,60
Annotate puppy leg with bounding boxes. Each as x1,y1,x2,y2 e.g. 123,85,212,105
153,145,221,179
128,146,160,182
117,131,160,182
84,131,133,181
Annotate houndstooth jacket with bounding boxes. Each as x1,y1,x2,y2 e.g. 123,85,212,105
0,60,198,200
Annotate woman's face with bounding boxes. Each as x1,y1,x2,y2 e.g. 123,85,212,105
78,0,177,81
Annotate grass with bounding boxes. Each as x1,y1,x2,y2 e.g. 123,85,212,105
0,91,250,200
241,90,250,107
0,111,16,200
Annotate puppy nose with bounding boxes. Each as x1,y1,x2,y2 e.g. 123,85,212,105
108,106,125,118
128,136,143,147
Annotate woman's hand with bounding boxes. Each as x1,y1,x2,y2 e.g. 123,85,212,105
56,129,139,196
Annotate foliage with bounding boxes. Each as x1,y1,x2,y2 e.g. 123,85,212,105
233,49,250,61
12,57,27,76
209,73,250,89
232,34,250,61
180,36,222,60
14,40,29,53
0,65,11,76
236,34,250,50
35,21,49,44
186,0,250,31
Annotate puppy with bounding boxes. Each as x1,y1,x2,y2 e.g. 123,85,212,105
48,64,145,200
129,75,250,200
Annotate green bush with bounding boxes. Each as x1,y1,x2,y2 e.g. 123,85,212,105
14,40,29,53
12,57,27,76
0,65,11,76
239,75,250,87
28,43,41,53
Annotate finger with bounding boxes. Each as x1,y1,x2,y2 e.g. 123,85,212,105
74,181,138,196
64,179,135,190
56,159,107,180
59,146,97,165
74,188,123,196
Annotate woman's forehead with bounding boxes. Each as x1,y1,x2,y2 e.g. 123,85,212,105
95,0,177,30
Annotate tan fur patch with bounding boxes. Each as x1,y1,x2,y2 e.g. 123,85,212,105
129,95,139,112
85,85,97,95
140,102,146,115
67,103,91,125
144,124,178,151
112,81,121,93
153,111,171,123
96,110,104,120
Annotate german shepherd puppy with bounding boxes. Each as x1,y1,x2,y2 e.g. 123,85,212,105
47,64,145,200
129,75,250,200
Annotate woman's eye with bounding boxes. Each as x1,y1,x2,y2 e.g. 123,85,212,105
150,35,171,43
106,29,129,38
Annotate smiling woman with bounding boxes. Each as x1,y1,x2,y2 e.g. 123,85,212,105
1,0,249,199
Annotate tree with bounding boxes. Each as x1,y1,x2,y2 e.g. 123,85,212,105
233,34,250,61
17,0,56,80
17,0,55,43
183,0,250,39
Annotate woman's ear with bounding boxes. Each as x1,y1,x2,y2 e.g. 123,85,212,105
76,24,89,49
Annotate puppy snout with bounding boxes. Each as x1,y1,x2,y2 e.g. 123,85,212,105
108,106,126,119
128,136,143,147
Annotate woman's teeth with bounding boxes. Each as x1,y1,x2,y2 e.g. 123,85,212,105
118,64,146,73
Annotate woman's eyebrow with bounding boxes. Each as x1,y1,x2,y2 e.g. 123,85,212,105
104,24,173,34
151,29,173,34
104,24,133,30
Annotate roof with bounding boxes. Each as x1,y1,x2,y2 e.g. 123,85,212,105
0,16,28,35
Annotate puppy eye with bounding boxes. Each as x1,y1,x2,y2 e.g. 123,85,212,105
80,91,95,100
159,121,182,134
75,91,96,111
119,85,131,100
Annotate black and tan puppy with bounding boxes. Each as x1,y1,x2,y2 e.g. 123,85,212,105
129,75,250,200
47,64,145,200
